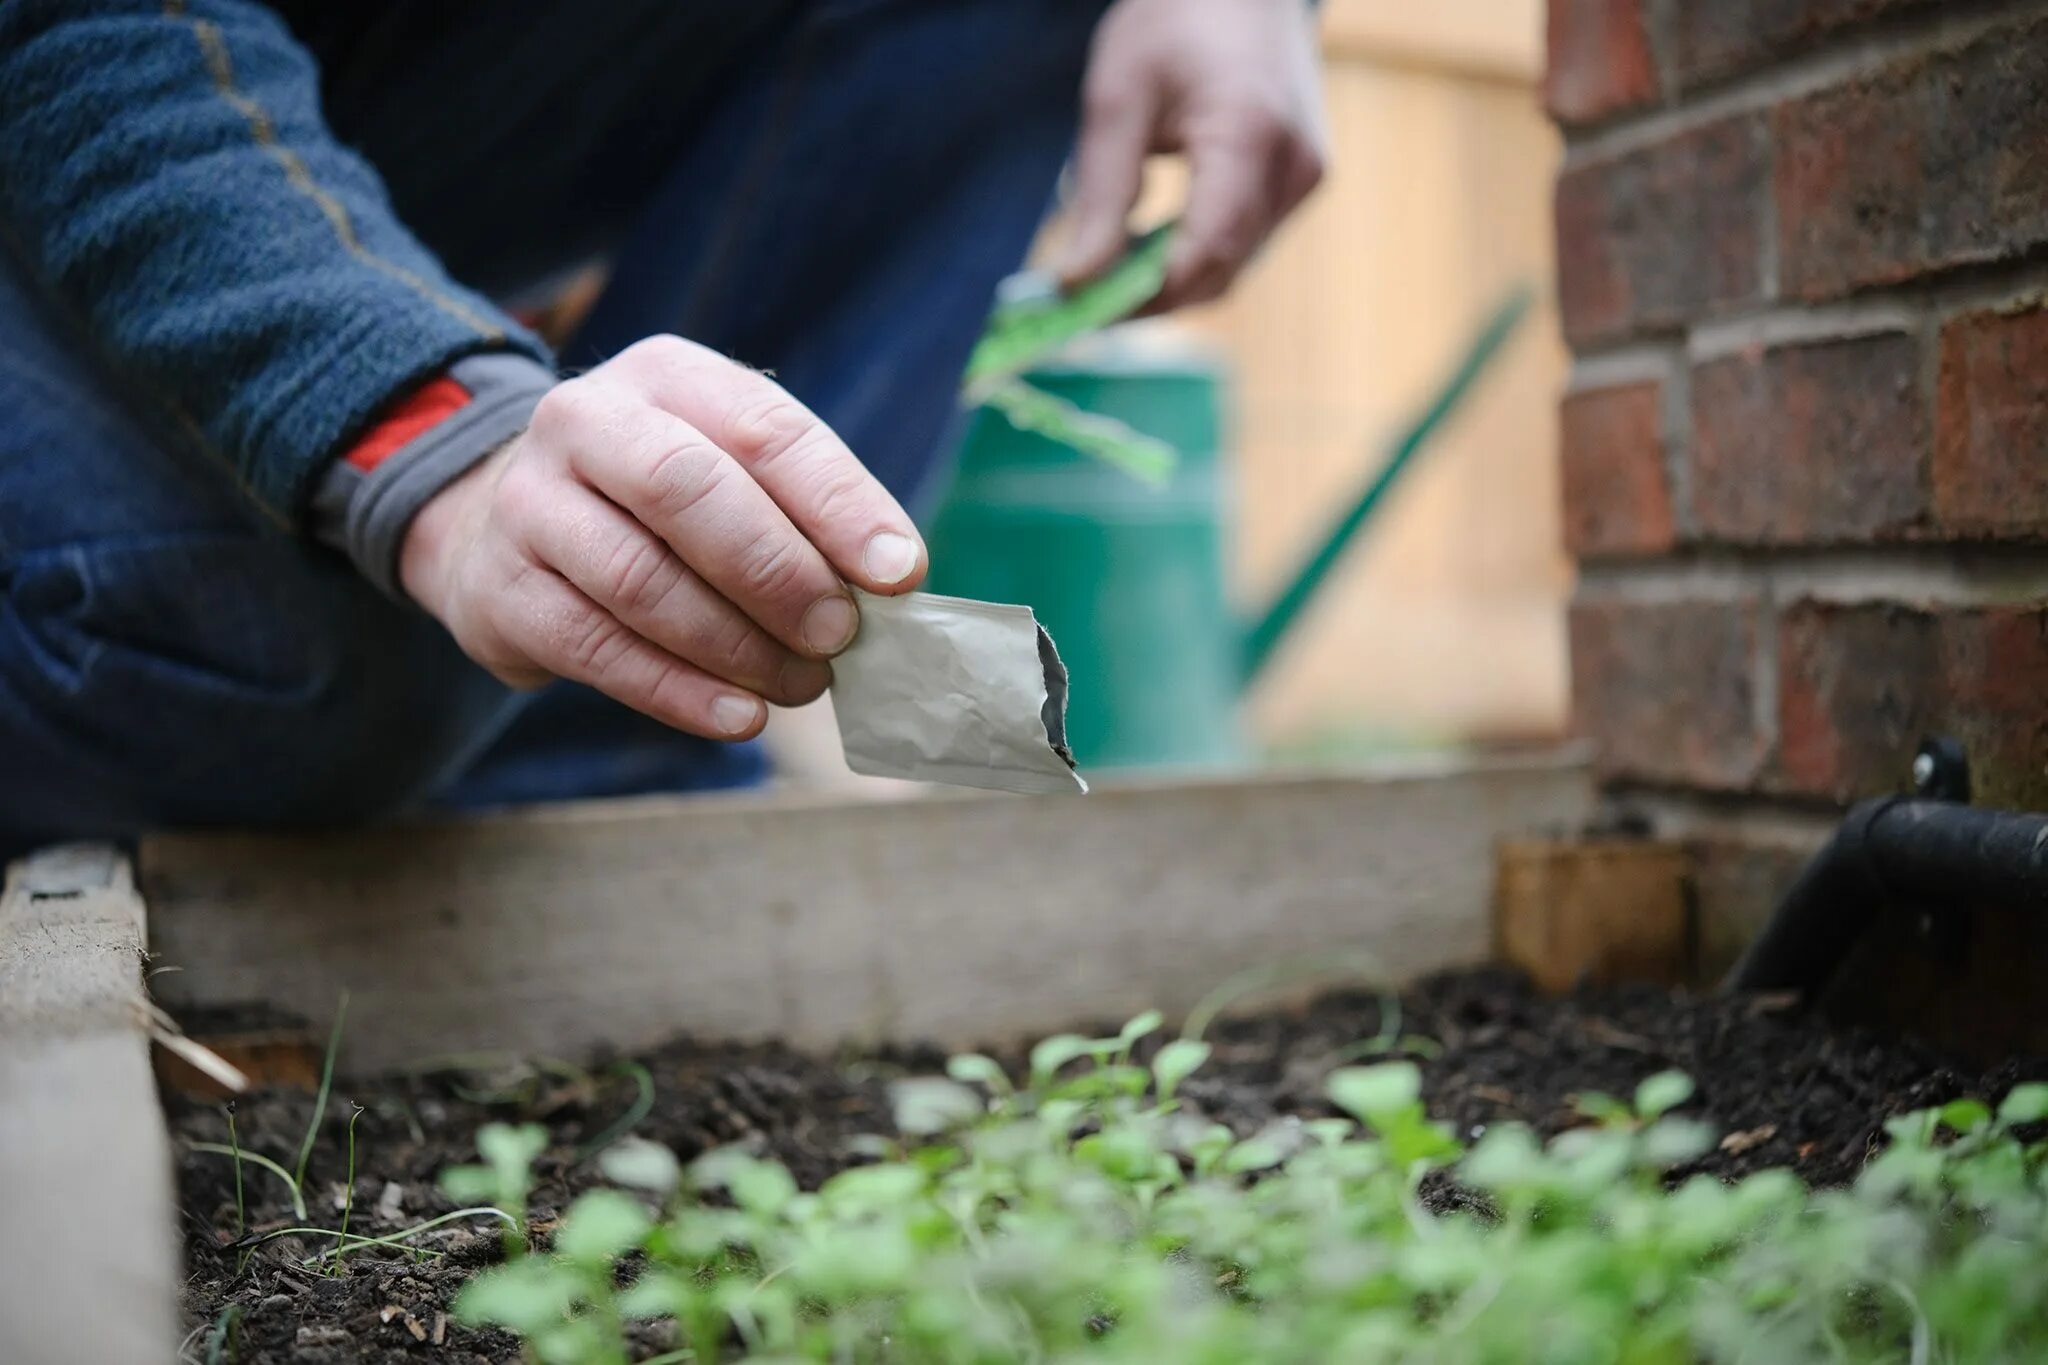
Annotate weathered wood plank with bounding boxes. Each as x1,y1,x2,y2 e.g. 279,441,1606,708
142,757,1592,1072
0,846,177,1365
1495,837,1695,993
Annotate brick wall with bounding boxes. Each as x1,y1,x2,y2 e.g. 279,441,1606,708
1546,0,2048,975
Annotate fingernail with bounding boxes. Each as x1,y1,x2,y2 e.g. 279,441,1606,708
801,594,859,655
711,694,763,737
864,531,922,586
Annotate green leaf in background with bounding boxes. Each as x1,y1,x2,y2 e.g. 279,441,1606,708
1327,1062,1422,1124
1151,1039,1211,1103
891,1076,986,1136
596,1135,680,1196
554,1189,652,1265
1634,1071,1696,1122
963,224,1174,393
978,378,1176,488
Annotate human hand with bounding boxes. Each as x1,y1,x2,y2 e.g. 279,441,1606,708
1059,0,1327,313
399,336,927,740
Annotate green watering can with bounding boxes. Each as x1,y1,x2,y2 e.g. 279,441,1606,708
925,236,1532,770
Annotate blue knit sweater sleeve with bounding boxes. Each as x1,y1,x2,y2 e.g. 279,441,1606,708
0,0,555,523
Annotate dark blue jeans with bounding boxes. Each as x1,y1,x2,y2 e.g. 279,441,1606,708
0,0,1103,857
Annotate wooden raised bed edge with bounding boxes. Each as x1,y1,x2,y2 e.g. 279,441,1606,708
140,756,1594,1072
0,847,178,1365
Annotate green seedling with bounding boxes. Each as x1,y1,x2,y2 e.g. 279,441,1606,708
202,1304,238,1365
574,1060,656,1163
233,1206,517,1265
293,991,349,1193
223,1102,246,1248
442,1121,549,1259
332,1102,365,1274
186,1143,308,1222
440,1020,2048,1365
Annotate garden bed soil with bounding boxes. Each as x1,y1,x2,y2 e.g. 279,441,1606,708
170,967,2048,1364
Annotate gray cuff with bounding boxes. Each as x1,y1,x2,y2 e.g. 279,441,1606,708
311,352,555,598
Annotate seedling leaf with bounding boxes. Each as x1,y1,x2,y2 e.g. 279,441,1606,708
554,1189,651,1265
597,1136,681,1196
891,1076,985,1136
1634,1071,1696,1121
452,1259,579,1334
1999,1083,2048,1126
1030,1034,1095,1085
1328,1063,1422,1123
1938,1097,1992,1134
1118,1010,1166,1048
1151,1039,1211,1102
946,1052,1012,1094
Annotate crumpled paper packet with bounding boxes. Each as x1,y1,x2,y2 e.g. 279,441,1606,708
830,589,1088,795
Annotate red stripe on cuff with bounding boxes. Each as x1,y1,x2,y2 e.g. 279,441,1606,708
345,375,474,473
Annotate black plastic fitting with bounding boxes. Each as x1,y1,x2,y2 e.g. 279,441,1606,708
1723,741,2048,996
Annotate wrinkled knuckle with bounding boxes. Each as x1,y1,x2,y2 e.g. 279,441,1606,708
805,464,872,531
640,441,727,520
735,529,810,604
702,612,761,676
555,608,627,676
602,535,679,618
529,379,604,444
726,392,815,467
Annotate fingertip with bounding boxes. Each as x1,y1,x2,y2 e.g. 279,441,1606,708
1057,225,1121,291
861,530,926,591
710,692,767,739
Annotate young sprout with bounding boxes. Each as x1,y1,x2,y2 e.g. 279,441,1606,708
334,1102,365,1275
224,1101,245,1244
294,991,349,1193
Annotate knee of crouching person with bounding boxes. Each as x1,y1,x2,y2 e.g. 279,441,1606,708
2,533,511,834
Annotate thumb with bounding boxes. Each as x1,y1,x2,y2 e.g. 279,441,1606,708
1057,84,1154,289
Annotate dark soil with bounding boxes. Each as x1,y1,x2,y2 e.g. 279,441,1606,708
170,968,2048,1363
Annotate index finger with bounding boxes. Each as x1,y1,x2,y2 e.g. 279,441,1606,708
611,336,928,596
1144,128,1274,316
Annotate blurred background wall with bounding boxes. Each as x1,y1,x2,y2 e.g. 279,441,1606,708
1179,0,1567,759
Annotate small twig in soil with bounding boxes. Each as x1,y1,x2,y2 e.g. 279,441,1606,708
293,991,348,1193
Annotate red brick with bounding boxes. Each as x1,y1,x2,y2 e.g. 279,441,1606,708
1935,303,2048,539
1560,382,1675,558
1776,601,2048,806
1557,115,1768,347
1569,598,1767,789
1546,0,1658,126
1776,17,2048,301
1670,0,1940,91
1689,333,1930,544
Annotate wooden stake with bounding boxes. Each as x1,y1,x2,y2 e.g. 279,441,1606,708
1494,836,1695,993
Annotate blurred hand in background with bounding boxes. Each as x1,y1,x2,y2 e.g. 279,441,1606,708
1060,0,1328,313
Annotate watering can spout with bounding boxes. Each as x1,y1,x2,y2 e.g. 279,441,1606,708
1236,286,1535,686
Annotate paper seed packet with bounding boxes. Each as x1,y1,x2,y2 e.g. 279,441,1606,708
830,589,1088,796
